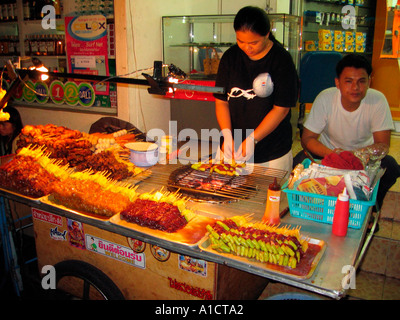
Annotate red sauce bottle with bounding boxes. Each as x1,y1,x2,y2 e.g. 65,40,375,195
332,187,350,236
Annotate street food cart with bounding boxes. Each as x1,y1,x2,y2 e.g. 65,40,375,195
0,135,378,300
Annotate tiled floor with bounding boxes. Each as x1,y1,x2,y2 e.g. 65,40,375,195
258,133,400,300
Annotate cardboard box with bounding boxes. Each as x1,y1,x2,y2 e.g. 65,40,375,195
345,31,355,43
318,41,333,51
334,31,345,42
334,41,344,52
305,40,317,51
355,32,366,44
356,43,366,53
345,43,355,52
318,29,333,42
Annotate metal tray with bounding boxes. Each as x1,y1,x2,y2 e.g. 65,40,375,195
109,210,222,248
0,187,44,204
199,236,326,280
40,195,113,224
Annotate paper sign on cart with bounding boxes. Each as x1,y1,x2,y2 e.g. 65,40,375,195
85,234,146,269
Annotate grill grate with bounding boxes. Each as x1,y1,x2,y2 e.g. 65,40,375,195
138,164,287,204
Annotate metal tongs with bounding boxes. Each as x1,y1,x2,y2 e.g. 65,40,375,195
304,149,317,163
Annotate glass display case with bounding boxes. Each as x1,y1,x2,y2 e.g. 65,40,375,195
162,14,302,80
371,0,400,120
381,5,400,58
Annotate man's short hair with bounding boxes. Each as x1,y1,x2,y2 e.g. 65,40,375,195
336,54,372,78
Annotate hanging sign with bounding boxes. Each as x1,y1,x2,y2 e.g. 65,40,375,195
19,80,95,107
65,14,109,98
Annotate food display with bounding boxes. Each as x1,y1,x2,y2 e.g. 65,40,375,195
121,199,187,233
0,109,10,121
17,124,93,167
0,87,10,119
0,154,59,198
205,216,310,269
74,150,139,181
120,190,195,233
16,124,142,180
51,177,131,217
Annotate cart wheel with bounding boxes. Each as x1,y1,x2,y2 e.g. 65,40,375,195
54,260,125,300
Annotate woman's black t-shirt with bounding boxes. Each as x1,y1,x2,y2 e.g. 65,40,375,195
214,43,298,163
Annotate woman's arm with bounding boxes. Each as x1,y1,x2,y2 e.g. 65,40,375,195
215,98,234,160
235,105,289,161
215,98,231,132
252,105,289,142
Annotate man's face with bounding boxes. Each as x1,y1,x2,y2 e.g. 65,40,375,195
236,30,270,61
335,66,371,110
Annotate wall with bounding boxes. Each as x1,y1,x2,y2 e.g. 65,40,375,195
15,0,290,134
126,0,290,136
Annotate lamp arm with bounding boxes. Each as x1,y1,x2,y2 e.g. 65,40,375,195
0,77,23,111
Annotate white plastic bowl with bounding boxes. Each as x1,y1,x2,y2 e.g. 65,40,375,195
125,142,159,167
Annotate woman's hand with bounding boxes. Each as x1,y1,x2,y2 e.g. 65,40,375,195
214,129,235,163
221,129,234,163
234,135,255,163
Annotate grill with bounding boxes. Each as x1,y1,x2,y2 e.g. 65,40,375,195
139,163,287,204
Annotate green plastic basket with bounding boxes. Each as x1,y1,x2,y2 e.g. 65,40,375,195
283,160,378,229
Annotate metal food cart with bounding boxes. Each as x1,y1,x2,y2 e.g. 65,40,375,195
0,156,377,300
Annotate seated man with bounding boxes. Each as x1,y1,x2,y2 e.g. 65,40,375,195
294,53,400,211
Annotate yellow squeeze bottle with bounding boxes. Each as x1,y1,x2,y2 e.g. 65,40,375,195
262,178,281,225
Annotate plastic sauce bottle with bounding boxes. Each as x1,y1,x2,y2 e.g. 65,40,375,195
332,187,350,236
262,178,281,225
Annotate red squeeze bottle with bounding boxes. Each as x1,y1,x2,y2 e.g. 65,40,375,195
262,178,281,225
332,187,350,236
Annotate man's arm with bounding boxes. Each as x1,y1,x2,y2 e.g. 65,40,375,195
372,130,391,147
301,127,335,158
302,128,392,159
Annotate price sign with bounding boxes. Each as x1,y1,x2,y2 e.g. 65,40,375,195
13,83,24,101
49,80,65,104
22,80,36,103
78,82,95,107
64,81,79,106
34,81,49,104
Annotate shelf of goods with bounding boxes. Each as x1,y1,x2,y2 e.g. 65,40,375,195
302,0,377,55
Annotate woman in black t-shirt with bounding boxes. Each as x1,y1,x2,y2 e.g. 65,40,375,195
214,6,298,171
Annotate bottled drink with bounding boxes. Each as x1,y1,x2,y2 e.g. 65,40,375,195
13,35,19,55
332,188,350,236
23,1,31,20
24,35,31,56
53,0,62,19
47,34,55,55
55,34,65,55
39,34,47,55
2,2,9,21
262,178,281,225
30,35,39,56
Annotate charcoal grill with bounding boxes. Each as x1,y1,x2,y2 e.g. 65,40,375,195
143,163,287,204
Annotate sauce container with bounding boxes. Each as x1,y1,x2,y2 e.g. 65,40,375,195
125,142,159,167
